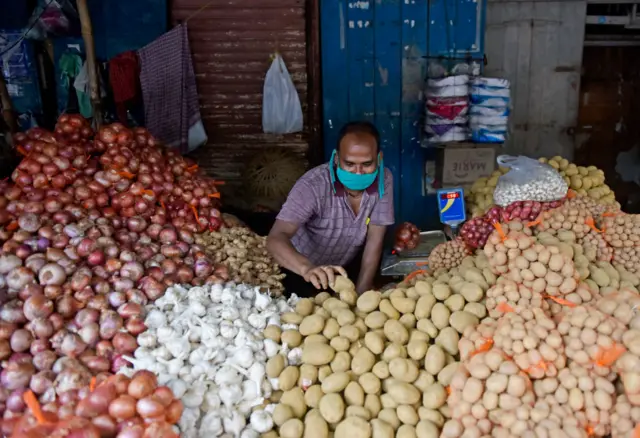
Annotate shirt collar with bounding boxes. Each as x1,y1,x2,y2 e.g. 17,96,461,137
328,164,379,197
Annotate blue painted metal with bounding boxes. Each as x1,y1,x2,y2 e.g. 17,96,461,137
320,0,486,229
437,188,466,226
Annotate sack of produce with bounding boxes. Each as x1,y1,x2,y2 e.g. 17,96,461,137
493,155,568,206
394,222,420,252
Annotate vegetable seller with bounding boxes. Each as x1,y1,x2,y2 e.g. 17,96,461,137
267,121,394,296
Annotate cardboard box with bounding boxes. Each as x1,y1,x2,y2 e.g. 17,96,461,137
441,144,497,185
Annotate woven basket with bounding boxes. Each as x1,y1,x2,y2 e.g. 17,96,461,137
242,148,306,205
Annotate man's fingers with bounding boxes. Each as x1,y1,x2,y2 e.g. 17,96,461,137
309,273,321,290
317,270,329,290
323,267,336,288
333,266,348,278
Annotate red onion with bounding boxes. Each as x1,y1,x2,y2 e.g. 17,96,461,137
23,294,54,320
1,361,35,390
10,329,33,352
99,311,123,339
33,350,57,371
6,266,35,291
0,301,26,324
29,317,54,339
38,262,67,285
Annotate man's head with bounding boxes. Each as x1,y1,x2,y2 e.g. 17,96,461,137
335,122,380,175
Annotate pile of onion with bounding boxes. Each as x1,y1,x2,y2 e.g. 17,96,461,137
500,198,565,223
54,114,94,152
3,372,181,438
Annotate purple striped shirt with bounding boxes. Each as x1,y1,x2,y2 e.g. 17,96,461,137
277,163,395,266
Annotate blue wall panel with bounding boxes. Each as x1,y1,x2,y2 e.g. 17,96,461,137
321,0,486,229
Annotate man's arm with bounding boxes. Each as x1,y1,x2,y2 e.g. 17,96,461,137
356,224,387,294
266,220,313,277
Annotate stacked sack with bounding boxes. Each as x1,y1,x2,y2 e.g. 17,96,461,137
424,75,470,144
469,77,510,143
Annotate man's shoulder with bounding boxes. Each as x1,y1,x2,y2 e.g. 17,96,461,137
297,163,332,189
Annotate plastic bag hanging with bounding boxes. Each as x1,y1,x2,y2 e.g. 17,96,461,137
262,54,303,134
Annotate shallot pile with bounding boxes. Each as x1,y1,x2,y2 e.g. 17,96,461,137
0,114,235,429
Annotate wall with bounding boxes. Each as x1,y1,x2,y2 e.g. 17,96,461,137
170,0,310,198
484,0,586,160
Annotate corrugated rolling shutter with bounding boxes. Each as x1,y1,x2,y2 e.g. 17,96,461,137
170,0,309,196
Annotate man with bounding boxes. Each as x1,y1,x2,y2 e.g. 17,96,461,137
267,121,394,296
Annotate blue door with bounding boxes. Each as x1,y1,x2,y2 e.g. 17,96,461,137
321,0,486,230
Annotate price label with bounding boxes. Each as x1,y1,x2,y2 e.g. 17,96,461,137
437,188,466,226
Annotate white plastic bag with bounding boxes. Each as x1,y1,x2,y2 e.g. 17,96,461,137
493,155,568,206
262,54,303,134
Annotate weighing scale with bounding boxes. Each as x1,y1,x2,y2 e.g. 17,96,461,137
380,187,466,276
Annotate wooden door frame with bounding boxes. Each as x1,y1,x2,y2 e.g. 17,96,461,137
306,0,324,167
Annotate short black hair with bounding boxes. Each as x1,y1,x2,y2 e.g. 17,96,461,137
336,121,380,153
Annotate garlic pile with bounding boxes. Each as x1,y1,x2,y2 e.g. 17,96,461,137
120,283,298,437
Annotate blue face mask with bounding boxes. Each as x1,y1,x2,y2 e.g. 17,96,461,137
329,150,385,198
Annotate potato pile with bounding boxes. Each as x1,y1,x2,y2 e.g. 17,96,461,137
259,261,497,438
196,226,286,294
466,156,616,218
539,156,615,205
603,214,640,274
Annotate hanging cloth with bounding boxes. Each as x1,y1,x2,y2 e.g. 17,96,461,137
73,61,94,118
138,24,205,153
58,51,88,115
109,51,139,123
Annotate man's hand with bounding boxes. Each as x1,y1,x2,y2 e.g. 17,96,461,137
302,265,348,290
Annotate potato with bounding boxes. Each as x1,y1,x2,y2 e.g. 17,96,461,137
356,290,382,312
344,381,365,406
282,330,303,348
364,332,385,354
318,365,332,382
460,282,483,302
358,372,381,394
430,303,450,330
415,420,439,438
432,284,451,300
329,336,350,352
382,343,407,362
443,294,465,312
413,371,435,392
322,318,340,339
264,325,282,343
371,419,395,438
386,380,421,404
384,319,410,344
424,345,446,375
315,292,331,305
407,340,428,361
397,405,419,426
320,371,351,394
416,319,438,338
449,311,479,334
372,361,390,379
422,383,447,409
273,403,296,426
365,311,388,329
281,387,307,418
414,295,436,319
280,366,301,391
304,410,329,438
352,347,375,375
437,362,460,386
389,358,419,383
280,418,304,438
378,408,401,430
365,394,382,417
340,289,358,306
302,343,336,366
304,385,325,408
334,308,356,326
435,327,459,356
335,416,371,438
319,393,345,423
463,302,487,319
330,351,352,372
397,425,417,438
399,314,417,329
267,354,286,378
417,408,445,427
282,312,304,324
380,299,401,320
296,298,315,316
339,325,361,342
300,315,326,336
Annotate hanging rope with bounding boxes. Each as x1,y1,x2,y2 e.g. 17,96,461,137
184,0,217,23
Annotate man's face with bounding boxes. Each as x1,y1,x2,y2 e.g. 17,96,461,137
337,132,378,175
